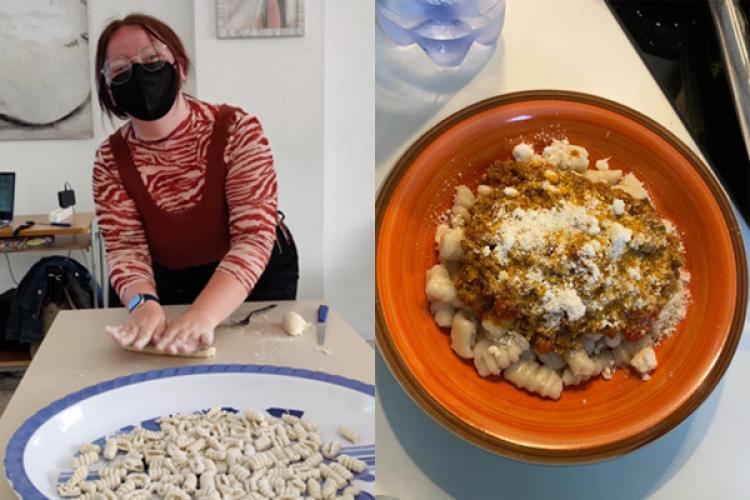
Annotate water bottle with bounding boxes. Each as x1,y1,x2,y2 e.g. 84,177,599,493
375,0,506,168
376,0,506,67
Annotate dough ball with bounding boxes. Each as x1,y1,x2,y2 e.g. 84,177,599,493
281,311,310,336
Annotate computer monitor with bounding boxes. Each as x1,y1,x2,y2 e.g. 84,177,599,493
0,173,15,225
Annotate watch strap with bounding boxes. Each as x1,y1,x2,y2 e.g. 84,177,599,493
127,293,160,313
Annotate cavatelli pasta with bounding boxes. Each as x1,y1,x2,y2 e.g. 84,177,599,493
328,461,354,480
337,454,367,473
321,477,338,500
72,450,99,467
307,477,322,498
564,349,597,378
320,463,348,488
296,467,322,480
102,439,118,461
253,435,272,451
612,340,640,367
228,463,251,481
67,465,88,485
79,443,100,455
123,488,152,500
182,472,198,493
257,477,275,497
562,350,615,386
336,425,361,444
305,452,324,468
504,359,563,400
430,301,455,328
115,481,137,495
473,337,503,377
450,311,476,359
425,264,459,306
57,407,369,498
56,482,81,498
537,351,567,371
629,346,658,378
321,440,341,459
475,329,529,376
454,184,475,209
98,489,118,500
343,481,362,495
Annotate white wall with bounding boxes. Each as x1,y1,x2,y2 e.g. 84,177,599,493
0,0,374,338
323,1,375,339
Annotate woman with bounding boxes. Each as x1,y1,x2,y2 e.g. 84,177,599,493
93,14,298,355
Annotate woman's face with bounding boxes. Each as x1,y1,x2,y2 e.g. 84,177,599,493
104,25,183,86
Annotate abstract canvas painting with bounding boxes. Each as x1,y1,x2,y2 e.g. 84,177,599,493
0,0,93,140
217,0,305,39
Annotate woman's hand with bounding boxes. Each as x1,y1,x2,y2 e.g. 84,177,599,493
106,301,167,349
155,308,218,354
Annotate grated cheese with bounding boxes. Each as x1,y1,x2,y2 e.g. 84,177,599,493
512,143,535,162
608,222,632,260
595,157,610,170
542,138,589,172
611,198,625,215
542,287,587,323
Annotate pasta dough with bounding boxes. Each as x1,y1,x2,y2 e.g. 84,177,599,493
123,344,217,359
281,311,310,336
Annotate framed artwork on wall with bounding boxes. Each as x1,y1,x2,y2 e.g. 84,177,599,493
216,0,305,39
0,0,93,140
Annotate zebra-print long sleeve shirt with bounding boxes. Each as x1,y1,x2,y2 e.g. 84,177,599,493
93,96,278,297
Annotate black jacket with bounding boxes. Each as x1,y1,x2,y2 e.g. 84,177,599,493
5,256,95,344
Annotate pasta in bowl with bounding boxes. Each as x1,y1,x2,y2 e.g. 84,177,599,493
376,91,747,463
427,140,691,399
4,365,375,499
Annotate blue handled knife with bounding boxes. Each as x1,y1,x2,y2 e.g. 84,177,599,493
317,305,329,345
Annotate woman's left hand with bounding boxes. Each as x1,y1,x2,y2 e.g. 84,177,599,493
155,308,217,354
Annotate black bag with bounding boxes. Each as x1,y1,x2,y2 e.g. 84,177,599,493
5,257,94,345
41,267,91,335
0,289,24,352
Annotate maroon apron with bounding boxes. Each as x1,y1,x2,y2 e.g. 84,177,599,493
108,105,237,270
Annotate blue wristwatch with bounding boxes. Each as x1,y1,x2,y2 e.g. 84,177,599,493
127,293,160,313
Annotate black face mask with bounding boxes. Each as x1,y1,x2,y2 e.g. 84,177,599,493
110,63,179,121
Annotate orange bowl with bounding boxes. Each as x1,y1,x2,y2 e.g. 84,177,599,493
376,91,748,464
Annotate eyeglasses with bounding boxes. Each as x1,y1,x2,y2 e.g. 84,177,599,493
102,43,171,86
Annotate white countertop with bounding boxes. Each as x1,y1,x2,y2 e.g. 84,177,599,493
375,0,750,498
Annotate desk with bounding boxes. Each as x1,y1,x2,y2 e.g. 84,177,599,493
0,212,95,242
0,300,374,498
376,0,750,498
0,212,106,370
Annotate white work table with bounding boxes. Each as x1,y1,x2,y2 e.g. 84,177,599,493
375,0,750,499
0,301,374,499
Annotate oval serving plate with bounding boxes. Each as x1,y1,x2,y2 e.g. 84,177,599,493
5,364,375,499
376,90,747,464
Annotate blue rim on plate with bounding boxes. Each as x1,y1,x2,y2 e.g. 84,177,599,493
4,363,375,499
